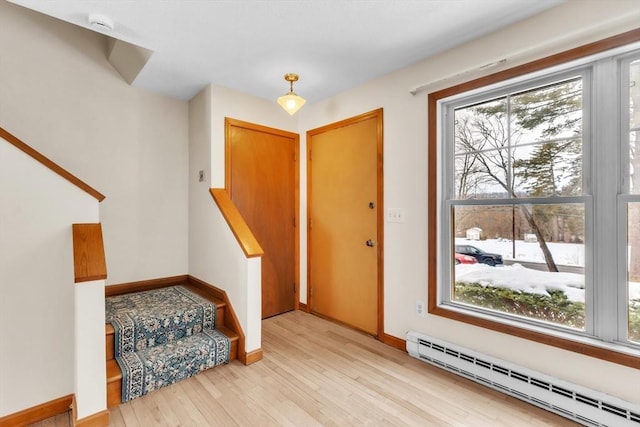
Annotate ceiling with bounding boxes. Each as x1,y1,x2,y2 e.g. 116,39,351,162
8,0,563,104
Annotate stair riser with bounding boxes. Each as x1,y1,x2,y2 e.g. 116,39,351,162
106,332,114,361
216,305,225,329
107,378,121,408
230,342,237,360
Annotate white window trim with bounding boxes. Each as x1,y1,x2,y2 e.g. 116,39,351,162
619,54,640,346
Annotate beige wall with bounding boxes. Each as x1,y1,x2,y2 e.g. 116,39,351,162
298,0,640,404
0,1,189,286
0,139,100,416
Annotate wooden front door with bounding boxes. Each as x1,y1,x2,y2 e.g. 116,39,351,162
307,109,383,336
226,118,299,319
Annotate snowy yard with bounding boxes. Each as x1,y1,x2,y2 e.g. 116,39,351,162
455,237,585,266
454,238,640,303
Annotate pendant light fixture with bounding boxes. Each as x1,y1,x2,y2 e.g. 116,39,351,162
277,73,306,115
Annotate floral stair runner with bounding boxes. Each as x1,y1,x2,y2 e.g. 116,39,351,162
106,286,230,402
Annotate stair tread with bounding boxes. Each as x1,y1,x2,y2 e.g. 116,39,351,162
106,286,220,324
132,328,229,356
110,327,235,365
107,327,234,381
106,286,222,356
183,284,226,307
217,325,238,341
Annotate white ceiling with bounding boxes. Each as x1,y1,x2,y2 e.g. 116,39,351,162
8,0,563,104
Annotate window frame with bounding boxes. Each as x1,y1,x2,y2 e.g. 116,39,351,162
440,69,591,337
427,28,640,369
619,54,640,345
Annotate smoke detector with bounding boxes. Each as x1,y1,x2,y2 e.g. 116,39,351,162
88,14,114,33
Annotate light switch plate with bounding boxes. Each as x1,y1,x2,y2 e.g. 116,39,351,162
386,208,405,223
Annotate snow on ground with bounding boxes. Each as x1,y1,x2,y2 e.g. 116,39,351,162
455,263,586,303
455,237,584,266
453,238,640,303
454,264,640,302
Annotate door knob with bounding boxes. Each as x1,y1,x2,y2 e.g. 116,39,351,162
365,239,375,247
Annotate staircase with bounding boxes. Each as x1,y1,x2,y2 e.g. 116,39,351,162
105,280,239,407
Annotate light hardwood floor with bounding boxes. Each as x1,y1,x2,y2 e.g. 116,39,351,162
27,411,72,427
108,310,577,426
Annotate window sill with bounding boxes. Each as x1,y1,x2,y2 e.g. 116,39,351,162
429,302,640,369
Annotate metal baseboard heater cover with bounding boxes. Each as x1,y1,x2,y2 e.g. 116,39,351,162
406,331,640,426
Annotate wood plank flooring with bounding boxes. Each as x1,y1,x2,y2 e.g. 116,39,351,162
109,310,578,426
26,411,72,427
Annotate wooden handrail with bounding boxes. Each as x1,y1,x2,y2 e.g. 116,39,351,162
72,223,107,283
210,188,263,258
0,127,105,202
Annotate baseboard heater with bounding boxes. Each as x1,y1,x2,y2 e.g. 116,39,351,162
406,331,640,426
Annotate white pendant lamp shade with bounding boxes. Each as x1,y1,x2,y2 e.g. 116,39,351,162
277,92,306,115
277,73,306,115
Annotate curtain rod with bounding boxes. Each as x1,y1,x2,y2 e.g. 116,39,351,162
409,58,507,96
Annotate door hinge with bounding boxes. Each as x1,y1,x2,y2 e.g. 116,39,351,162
293,151,297,161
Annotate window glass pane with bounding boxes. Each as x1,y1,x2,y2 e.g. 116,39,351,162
453,79,583,200
454,98,511,200
511,78,583,146
629,59,640,194
628,202,640,343
454,98,508,155
454,148,510,198
452,203,585,330
512,138,582,197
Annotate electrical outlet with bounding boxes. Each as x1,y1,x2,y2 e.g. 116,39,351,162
415,300,425,317
386,208,405,223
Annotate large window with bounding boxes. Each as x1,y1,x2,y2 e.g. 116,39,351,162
428,30,640,367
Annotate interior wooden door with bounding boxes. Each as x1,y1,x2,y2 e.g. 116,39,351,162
226,118,298,319
308,109,383,336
